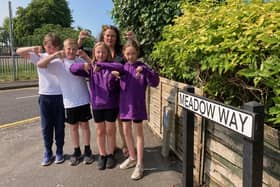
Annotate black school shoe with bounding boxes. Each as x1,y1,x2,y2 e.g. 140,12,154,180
106,154,116,169
69,154,82,166
83,150,94,165
97,155,107,170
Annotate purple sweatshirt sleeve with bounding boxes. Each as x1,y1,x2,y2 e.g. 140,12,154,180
96,62,124,73
142,64,160,87
70,63,89,77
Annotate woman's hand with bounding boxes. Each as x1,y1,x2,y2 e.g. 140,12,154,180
79,30,89,40
78,30,90,47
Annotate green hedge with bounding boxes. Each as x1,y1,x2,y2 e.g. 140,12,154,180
112,0,183,59
151,0,280,128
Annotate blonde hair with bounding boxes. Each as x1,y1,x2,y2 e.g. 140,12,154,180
63,38,78,49
92,42,112,62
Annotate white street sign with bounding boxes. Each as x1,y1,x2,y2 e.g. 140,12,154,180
178,92,254,138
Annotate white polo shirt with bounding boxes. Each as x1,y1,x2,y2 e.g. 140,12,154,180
47,57,90,109
29,52,62,95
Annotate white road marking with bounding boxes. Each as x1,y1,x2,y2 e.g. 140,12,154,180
0,87,38,93
16,95,39,99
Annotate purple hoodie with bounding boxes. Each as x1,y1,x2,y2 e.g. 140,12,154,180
119,61,159,120
70,62,123,110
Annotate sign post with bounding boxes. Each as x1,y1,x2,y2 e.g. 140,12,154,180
182,87,194,187
243,101,264,187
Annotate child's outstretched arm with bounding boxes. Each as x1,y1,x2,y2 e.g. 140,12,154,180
70,62,90,77
37,50,64,68
16,46,42,58
96,62,124,73
142,65,160,87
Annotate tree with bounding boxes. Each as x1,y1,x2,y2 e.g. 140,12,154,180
13,0,72,39
16,24,95,48
0,18,10,46
112,0,183,60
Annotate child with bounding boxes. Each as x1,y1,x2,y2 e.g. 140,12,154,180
118,39,159,180
16,33,65,166
37,38,94,166
70,42,123,170
78,27,135,157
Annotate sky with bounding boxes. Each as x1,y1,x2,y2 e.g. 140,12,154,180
0,0,114,37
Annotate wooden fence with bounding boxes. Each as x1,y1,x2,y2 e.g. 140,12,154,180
147,77,205,184
146,77,280,186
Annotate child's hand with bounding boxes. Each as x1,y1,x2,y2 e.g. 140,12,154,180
77,49,87,58
93,65,100,72
136,66,143,78
84,63,90,73
32,46,42,55
111,71,120,79
77,49,92,64
79,30,89,40
54,50,65,59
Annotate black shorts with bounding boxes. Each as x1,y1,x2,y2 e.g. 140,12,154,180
122,119,143,123
92,108,119,123
65,104,92,124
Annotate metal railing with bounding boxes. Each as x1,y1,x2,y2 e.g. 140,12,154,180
0,56,37,81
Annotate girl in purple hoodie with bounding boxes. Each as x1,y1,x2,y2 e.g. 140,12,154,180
70,42,123,170
117,39,159,180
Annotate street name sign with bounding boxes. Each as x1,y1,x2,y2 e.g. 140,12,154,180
178,91,255,138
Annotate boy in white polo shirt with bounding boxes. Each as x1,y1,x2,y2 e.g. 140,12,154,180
37,38,94,166
16,33,65,166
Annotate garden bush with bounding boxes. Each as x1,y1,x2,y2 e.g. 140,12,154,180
151,0,280,128
112,0,183,59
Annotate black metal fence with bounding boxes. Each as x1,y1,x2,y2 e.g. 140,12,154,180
0,56,37,81
0,46,11,56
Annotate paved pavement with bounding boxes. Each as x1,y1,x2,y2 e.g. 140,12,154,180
0,80,38,90
0,80,183,187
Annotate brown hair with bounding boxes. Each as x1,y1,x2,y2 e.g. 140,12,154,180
92,42,112,62
99,25,122,55
122,39,140,55
43,33,61,48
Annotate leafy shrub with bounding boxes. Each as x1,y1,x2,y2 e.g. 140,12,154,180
112,0,183,59
151,0,280,127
